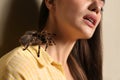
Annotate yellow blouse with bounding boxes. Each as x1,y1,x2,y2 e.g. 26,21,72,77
0,46,67,80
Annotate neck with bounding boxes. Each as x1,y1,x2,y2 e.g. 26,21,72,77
42,15,77,66
42,27,76,65
45,39,76,65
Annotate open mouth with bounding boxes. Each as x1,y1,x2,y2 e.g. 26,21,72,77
83,14,97,27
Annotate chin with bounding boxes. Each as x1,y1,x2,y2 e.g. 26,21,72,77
85,35,93,39
83,28,96,39
82,35,92,39
80,32,94,39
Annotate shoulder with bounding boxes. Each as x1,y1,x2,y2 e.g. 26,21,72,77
0,46,29,64
0,46,23,63
0,46,40,79
0,46,40,71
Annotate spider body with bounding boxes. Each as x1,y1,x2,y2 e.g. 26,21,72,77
19,31,56,57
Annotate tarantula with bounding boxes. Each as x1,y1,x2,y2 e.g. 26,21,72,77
19,31,56,57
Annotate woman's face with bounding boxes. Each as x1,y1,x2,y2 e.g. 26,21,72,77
49,0,104,39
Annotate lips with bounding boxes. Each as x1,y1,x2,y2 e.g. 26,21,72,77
83,14,97,28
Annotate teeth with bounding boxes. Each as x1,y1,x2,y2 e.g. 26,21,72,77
86,18,94,23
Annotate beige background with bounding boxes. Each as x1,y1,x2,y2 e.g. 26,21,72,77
0,0,120,80
103,0,120,80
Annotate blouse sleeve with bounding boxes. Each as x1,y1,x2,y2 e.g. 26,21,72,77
0,64,24,80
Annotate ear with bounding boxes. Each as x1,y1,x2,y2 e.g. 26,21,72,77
45,0,55,10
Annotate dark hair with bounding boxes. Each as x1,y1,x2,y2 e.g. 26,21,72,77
38,1,103,80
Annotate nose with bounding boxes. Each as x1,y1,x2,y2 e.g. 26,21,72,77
88,0,102,14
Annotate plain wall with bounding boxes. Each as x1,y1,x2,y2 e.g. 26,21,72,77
0,0,42,57
103,0,120,80
0,0,120,80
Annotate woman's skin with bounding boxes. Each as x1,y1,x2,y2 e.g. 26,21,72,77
42,0,104,79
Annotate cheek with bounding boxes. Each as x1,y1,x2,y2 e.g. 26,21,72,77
56,5,84,27
55,0,84,20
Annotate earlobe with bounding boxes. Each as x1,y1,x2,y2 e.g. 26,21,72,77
45,0,55,10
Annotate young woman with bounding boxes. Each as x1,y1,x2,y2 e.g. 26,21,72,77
0,0,105,80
